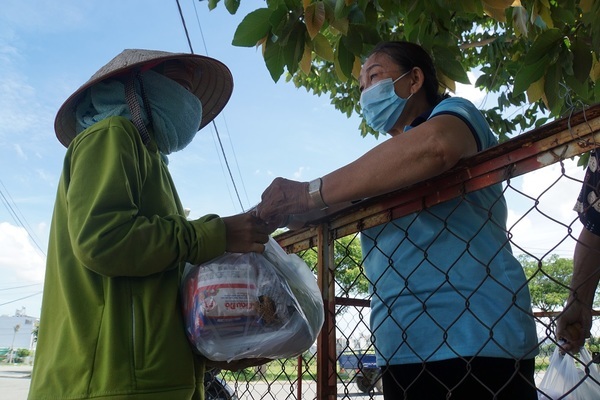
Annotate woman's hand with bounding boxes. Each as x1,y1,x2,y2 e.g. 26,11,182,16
256,177,310,225
222,212,272,253
556,300,592,353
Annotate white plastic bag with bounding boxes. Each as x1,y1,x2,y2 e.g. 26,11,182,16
538,346,600,400
182,237,324,362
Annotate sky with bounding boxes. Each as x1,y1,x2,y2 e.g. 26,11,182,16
0,0,587,319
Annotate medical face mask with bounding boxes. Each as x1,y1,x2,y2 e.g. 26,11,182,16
360,70,413,133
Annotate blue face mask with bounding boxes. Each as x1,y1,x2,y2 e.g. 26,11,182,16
360,70,412,133
75,70,202,155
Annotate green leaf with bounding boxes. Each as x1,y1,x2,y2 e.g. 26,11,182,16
208,0,220,11
282,25,306,75
364,1,378,26
352,24,381,46
341,27,362,56
347,4,366,24
521,28,563,66
312,33,334,62
432,45,470,84
336,38,354,79
514,54,550,95
564,74,588,98
305,2,326,39
224,0,240,14
269,5,288,34
334,0,347,19
457,0,483,15
544,62,561,115
571,38,593,83
578,152,591,168
232,8,272,47
264,39,286,82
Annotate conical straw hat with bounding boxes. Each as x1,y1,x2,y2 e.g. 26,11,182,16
54,49,233,147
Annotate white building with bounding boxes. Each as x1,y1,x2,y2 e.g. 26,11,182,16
0,307,38,351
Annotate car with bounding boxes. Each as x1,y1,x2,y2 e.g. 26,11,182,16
204,368,237,400
338,350,383,394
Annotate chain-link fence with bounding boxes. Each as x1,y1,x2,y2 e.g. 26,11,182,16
212,105,600,399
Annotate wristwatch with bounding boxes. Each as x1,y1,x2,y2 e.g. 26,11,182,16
308,178,328,210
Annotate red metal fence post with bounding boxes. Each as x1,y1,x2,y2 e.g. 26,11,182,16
316,223,337,400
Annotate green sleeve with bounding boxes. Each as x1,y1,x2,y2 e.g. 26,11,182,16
66,117,226,277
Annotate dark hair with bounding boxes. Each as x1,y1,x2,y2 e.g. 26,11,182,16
368,41,446,106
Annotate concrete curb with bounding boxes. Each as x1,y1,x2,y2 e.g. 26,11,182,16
0,365,33,379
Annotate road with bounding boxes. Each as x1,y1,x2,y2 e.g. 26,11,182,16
0,365,31,400
1,365,552,399
0,365,382,400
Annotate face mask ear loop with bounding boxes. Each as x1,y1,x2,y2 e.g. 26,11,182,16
394,70,414,101
125,71,152,146
392,70,411,85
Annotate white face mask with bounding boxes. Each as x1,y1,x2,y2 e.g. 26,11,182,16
360,70,412,133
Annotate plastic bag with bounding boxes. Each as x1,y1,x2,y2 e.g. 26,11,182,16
538,346,600,400
182,237,324,362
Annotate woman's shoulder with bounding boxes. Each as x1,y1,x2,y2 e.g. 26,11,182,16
431,96,479,115
70,116,142,153
430,96,497,149
77,116,138,139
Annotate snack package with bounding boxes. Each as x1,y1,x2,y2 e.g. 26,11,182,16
182,237,324,362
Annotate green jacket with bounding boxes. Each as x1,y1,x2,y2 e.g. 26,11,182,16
29,117,226,400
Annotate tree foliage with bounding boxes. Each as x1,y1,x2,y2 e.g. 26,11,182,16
299,234,369,296
205,0,600,143
520,253,575,312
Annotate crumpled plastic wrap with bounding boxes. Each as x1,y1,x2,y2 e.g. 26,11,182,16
182,237,324,362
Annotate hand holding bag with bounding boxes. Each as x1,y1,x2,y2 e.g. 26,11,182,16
538,346,600,399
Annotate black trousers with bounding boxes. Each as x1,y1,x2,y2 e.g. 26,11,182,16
381,357,537,400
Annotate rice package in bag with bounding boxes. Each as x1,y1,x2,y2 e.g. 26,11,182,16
182,237,324,362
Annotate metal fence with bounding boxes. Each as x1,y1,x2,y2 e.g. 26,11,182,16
216,104,600,399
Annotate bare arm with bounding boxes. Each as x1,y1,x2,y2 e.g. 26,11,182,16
570,228,600,305
556,227,600,352
257,114,477,223
320,114,478,205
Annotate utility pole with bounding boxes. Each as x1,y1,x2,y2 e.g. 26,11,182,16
8,324,20,364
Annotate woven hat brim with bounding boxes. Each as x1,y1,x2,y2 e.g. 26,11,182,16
54,49,233,147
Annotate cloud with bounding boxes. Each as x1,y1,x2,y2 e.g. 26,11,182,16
34,169,57,187
455,71,488,108
0,1,88,34
0,51,39,136
0,222,45,283
293,167,307,179
505,158,585,258
13,144,26,160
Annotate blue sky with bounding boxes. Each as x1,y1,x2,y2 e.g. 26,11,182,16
0,0,586,318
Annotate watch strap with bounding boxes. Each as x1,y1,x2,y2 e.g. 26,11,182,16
308,178,328,210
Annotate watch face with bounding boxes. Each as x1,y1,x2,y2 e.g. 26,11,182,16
308,179,320,194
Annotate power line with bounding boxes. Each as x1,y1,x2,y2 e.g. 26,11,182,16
221,116,252,208
191,0,251,209
0,179,46,256
209,125,238,211
0,284,42,292
175,0,194,53
212,122,245,210
190,1,251,210
174,0,247,212
0,292,43,307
